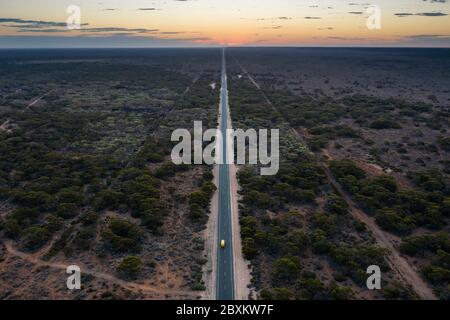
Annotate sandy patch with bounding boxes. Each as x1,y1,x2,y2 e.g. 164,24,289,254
227,94,252,300
201,165,219,300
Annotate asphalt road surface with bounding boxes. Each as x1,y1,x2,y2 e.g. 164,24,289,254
216,48,235,300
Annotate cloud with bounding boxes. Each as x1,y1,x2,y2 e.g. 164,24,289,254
0,18,87,27
416,12,448,16
256,17,292,21
395,13,415,17
405,34,450,40
395,12,448,17
160,31,185,34
17,28,68,33
327,36,369,41
0,35,214,48
80,27,158,33
401,34,450,46
0,18,159,35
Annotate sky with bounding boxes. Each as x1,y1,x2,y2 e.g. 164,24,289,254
0,0,449,48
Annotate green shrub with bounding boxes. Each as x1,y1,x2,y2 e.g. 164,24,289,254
369,119,401,130
23,225,51,250
102,218,143,253
272,256,299,281
4,218,21,239
260,287,294,300
94,189,124,211
117,256,143,278
375,208,415,235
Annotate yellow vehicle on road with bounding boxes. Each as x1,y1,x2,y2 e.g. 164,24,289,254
220,240,226,248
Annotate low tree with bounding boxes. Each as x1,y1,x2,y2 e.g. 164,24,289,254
117,256,143,279
272,256,299,282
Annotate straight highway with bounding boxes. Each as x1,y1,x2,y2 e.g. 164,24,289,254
216,48,235,300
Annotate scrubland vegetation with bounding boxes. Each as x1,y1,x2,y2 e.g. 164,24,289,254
0,49,221,299
0,47,448,300
228,73,414,300
228,48,449,300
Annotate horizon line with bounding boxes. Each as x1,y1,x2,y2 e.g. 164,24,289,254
1,45,450,50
